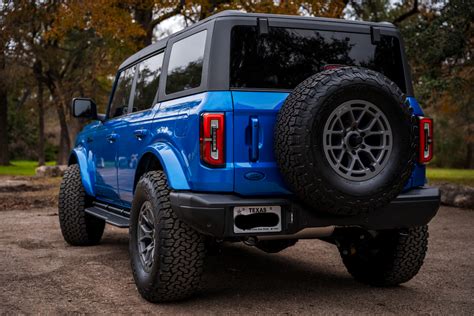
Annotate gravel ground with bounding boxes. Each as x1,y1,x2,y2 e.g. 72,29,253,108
0,204,473,315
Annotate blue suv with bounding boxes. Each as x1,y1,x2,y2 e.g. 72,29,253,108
59,11,439,302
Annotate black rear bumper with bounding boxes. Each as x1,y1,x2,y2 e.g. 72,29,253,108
170,187,440,238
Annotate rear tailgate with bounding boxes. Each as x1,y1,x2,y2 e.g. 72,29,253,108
232,91,292,196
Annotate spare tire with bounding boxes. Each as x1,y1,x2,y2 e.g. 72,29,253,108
275,67,416,216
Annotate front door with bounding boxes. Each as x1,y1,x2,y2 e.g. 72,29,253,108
92,118,123,200
94,65,136,203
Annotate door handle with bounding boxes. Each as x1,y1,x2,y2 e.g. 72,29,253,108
134,129,148,140
106,133,118,143
250,117,259,162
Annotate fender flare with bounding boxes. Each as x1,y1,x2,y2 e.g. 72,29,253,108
142,142,191,190
69,147,96,197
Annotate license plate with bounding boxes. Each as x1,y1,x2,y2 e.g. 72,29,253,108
233,205,282,234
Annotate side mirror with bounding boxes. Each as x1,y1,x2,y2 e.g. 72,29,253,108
72,98,98,119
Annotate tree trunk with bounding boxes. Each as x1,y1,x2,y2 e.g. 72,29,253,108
466,144,473,169
45,80,70,165
0,50,9,166
56,103,70,165
0,85,8,166
133,6,153,46
37,81,45,166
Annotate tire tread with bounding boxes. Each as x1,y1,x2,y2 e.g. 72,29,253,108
58,164,105,246
130,170,205,302
275,67,417,216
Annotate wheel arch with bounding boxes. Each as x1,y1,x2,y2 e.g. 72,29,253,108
133,142,191,193
68,147,95,197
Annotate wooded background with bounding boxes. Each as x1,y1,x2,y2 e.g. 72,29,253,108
0,0,472,168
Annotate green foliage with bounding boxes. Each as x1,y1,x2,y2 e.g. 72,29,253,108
0,160,55,176
351,0,473,168
7,97,38,160
403,0,474,168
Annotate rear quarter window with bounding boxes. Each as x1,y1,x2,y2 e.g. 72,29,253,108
166,30,207,94
230,26,406,92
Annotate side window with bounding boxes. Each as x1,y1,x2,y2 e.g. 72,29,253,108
133,52,164,112
166,30,207,94
109,67,135,118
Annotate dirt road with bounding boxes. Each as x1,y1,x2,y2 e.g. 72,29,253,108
1,201,473,314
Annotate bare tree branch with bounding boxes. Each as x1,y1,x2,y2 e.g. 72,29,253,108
393,0,419,24
148,0,185,33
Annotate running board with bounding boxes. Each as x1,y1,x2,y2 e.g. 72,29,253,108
85,201,130,228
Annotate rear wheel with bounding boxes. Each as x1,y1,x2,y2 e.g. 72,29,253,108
336,226,428,286
58,164,105,246
129,170,206,302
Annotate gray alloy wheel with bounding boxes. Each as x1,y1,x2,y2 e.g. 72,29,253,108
137,201,156,272
323,100,393,182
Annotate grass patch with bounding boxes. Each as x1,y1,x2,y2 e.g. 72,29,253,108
0,160,56,176
427,168,474,186
1,161,472,186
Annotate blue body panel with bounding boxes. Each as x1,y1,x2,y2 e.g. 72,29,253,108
144,142,191,190
70,145,96,197
232,91,292,195
406,96,424,116
155,92,234,193
405,96,426,189
72,91,234,207
92,118,124,200
72,91,427,203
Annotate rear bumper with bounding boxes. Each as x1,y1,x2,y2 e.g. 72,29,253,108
170,187,440,238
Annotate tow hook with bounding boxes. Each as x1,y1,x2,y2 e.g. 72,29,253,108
243,236,258,246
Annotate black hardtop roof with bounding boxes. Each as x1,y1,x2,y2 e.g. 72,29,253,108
119,10,395,70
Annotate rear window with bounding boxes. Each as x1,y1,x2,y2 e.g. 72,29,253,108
230,26,406,92
166,30,207,94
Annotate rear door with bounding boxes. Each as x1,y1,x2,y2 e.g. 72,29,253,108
116,52,164,204
232,91,290,196
230,23,408,196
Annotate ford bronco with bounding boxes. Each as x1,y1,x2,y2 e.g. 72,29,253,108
59,11,439,302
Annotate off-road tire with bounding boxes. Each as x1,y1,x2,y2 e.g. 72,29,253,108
129,170,205,302
275,67,417,216
256,239,298,253
338,226,428,286
58,164,105,246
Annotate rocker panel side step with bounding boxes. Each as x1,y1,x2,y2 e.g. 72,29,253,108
85,202,130,228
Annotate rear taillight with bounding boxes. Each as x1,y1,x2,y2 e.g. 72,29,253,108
200,113,225,167
419,117,433,163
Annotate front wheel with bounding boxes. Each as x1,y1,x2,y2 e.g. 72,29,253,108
336,226,428,286
129,170,206,302
58,164,105,246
